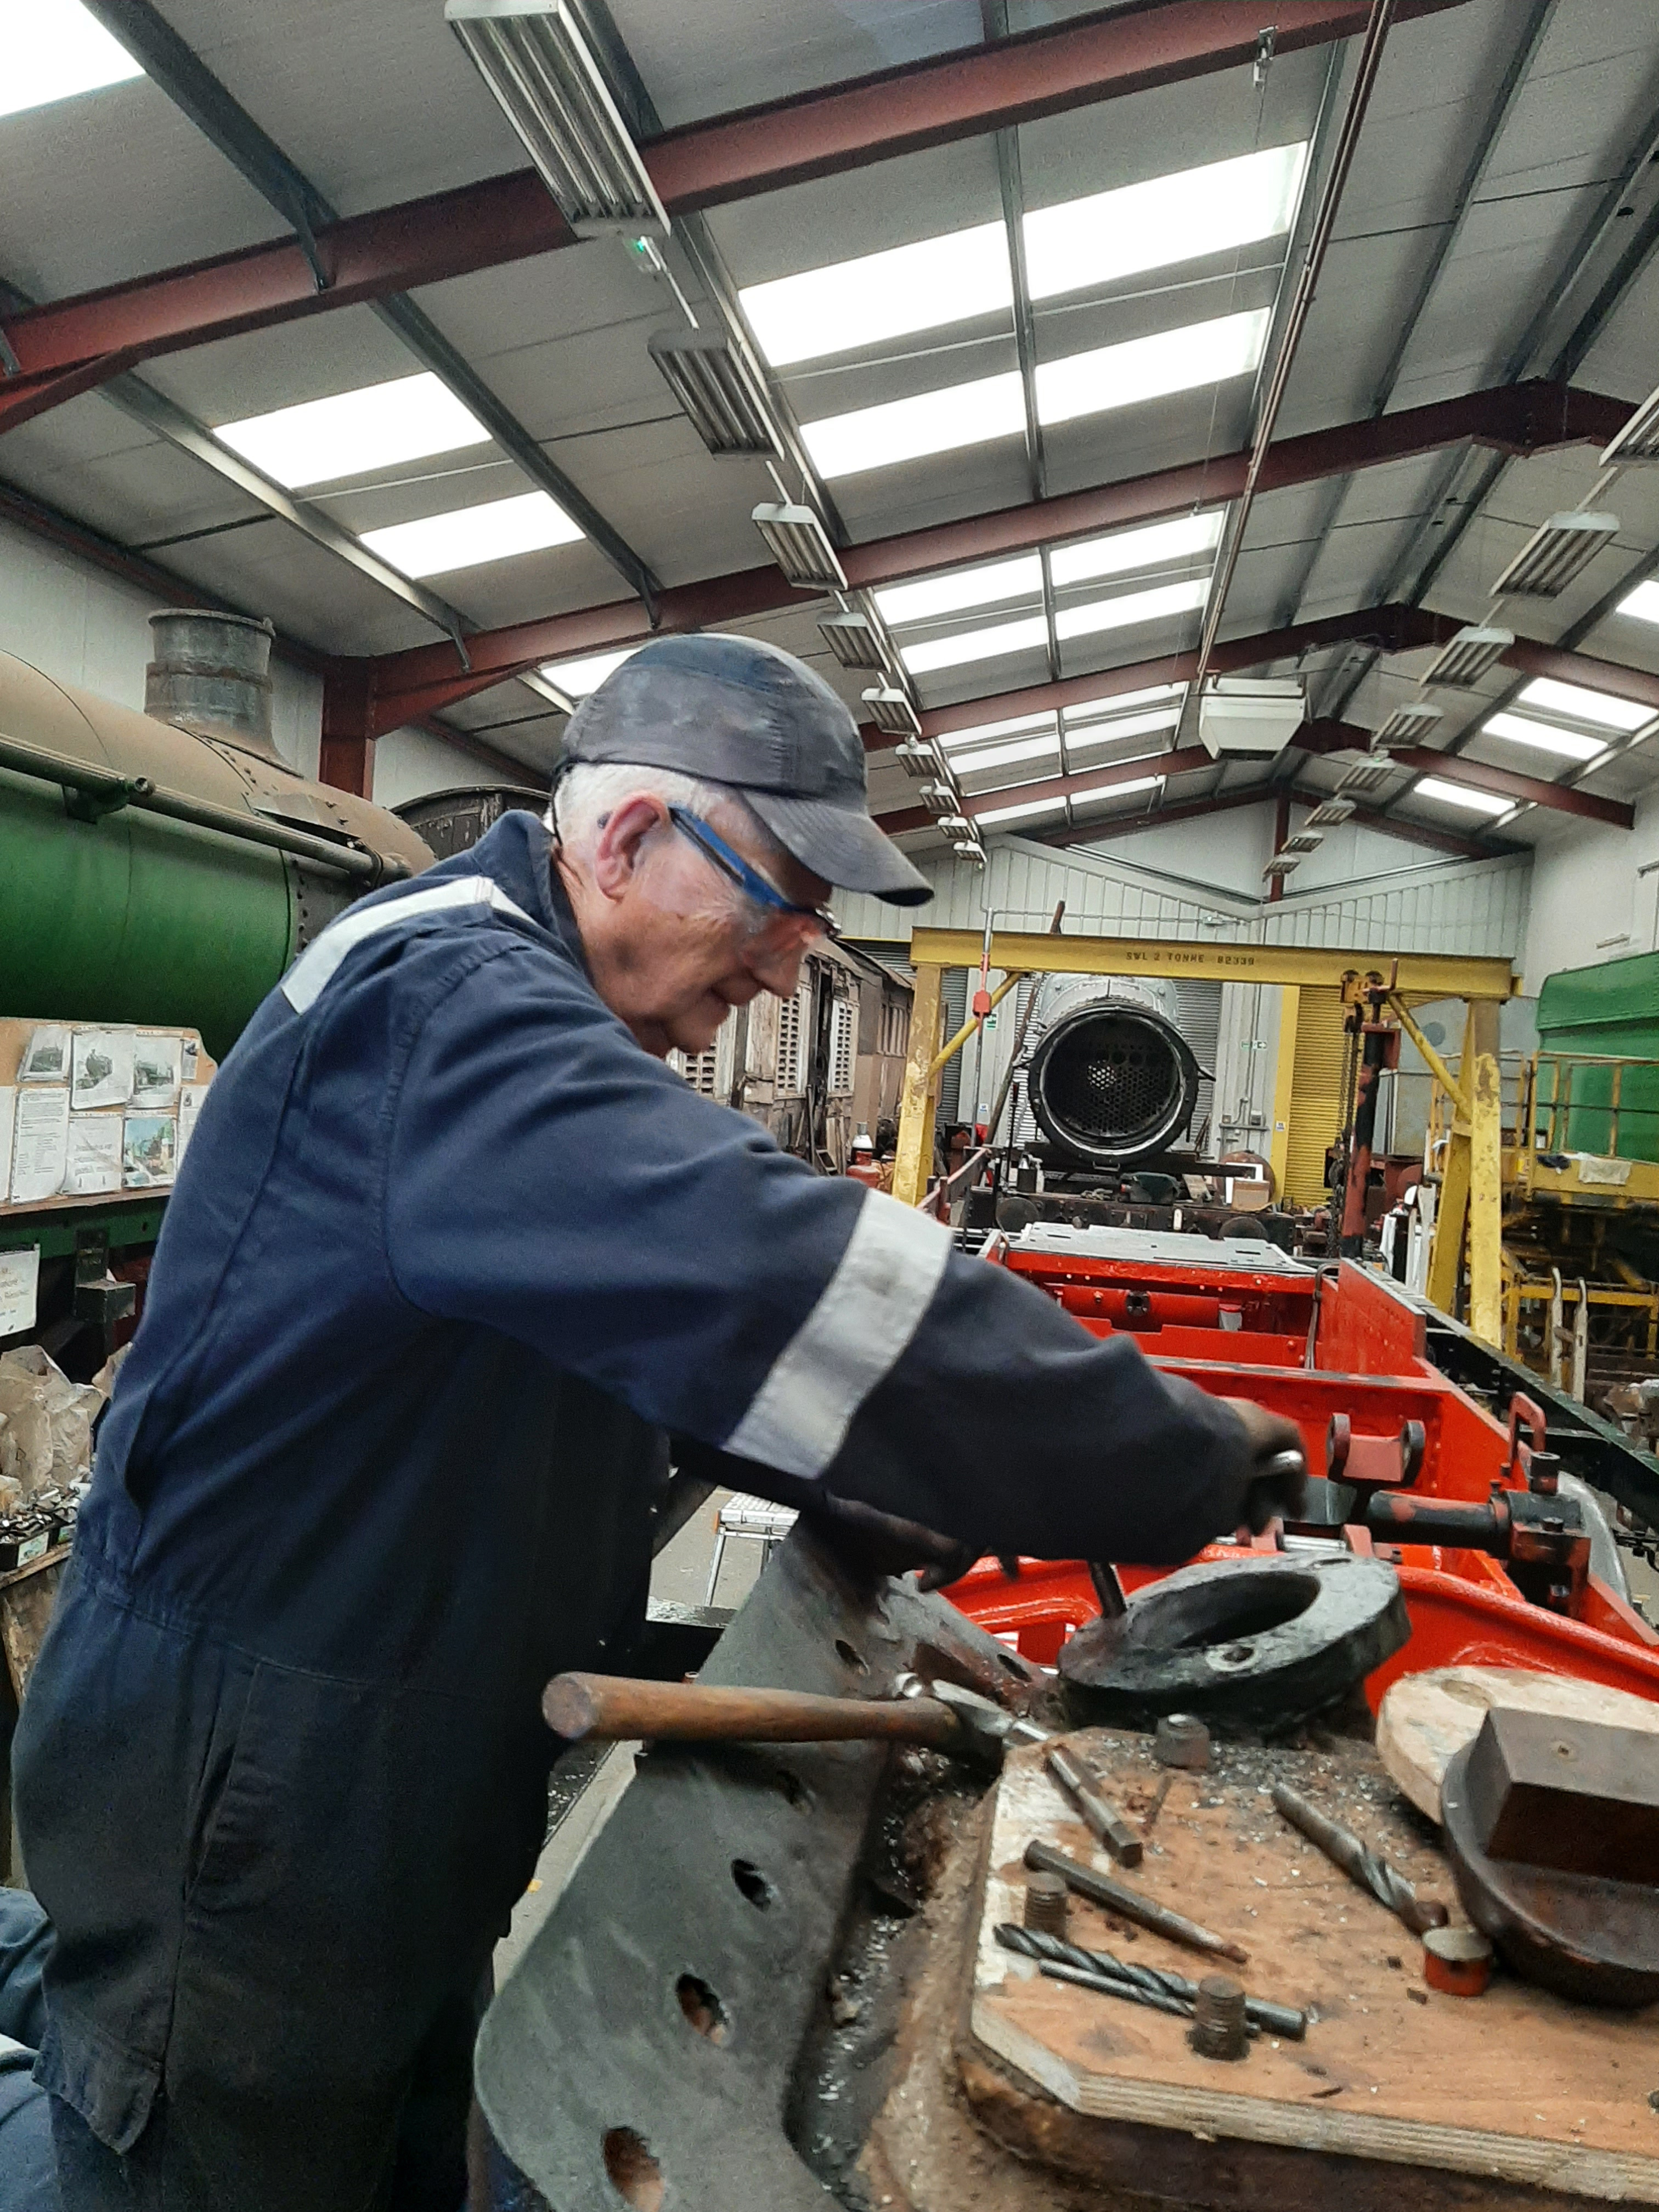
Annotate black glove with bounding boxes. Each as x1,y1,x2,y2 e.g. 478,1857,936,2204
1220,1398,1309,1532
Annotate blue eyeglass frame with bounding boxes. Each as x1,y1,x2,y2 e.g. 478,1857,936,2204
667,806,836,934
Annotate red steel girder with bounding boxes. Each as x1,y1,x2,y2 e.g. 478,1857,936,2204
876,744,1214,835
1297,717,1636,825
0,0,1474,420
337,386,1625,739
1030,781,1503,859
645,0,1472,210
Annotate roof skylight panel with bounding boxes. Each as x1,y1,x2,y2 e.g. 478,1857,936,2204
950,731,1063,777
1065,707,1182,751
540,645,639,696
1035,309,1270,427
360,491,582,578
900,612,1050,675
1515,677,1652,732
216,374,490,490
975,795,1069,827
1049,511,1223,589
1412,777,1514,818
4,0,144,120
1023,143,1308,304
1054,575,1211,642
938,708,1058,752
874,554,1042,628
1070,776,1161,808
1479,711,1605,764
740,223,1012,368
803,309,1267,481
1617,580,1659,625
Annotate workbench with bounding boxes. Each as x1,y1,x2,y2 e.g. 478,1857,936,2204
950,1729,1659,2207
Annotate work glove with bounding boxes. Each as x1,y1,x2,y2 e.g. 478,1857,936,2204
1221,1398,1310,1532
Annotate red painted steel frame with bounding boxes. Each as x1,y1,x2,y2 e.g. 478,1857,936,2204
947,1251,1659,1700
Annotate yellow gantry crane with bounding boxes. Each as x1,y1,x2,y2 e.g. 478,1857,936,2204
892,926,1515,1345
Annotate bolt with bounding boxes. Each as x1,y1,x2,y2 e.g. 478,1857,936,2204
1155,1713,1211,1770
1024,1872,1068,1936
1189,1976,1249,2061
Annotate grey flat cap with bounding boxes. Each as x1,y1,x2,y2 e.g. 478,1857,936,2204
561,633,932,906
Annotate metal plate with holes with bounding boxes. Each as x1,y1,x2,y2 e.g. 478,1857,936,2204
1008,1223,1308,1273
475,1529,1037,2209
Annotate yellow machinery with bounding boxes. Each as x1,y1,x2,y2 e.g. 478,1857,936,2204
893,927,1515,1341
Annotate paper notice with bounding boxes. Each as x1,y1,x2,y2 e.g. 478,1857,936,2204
65,1115,123,1195
10,1087,70,1203
0,1248,40,1338
122,1113,177,1189
0,1088,14,1203
72,1029,136,1112
19,1027,69,1085
181,1037,200,1081
131,1033,182,1110
176,1082,210,1170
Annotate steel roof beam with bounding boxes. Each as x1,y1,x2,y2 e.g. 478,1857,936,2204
1,0,1474,429
1030,780,1510,859
332,383,1627,735
38,0,659,611
1295,716,1634,824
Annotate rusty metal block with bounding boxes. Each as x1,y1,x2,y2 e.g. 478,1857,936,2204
1464,1707,1659,1882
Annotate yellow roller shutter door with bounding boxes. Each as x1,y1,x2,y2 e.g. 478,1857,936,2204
1283,986,1349,1205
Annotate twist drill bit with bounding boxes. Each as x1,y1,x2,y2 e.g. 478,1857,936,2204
996,1922,1306,2039
1271,1781,1449,1936
995,1925,1198,2024
1024,1840,1249,1962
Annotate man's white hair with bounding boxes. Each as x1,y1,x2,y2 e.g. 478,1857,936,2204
549,760,785,868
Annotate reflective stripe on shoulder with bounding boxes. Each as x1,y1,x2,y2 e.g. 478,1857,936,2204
724,1190,952,1480
280,877,535,1012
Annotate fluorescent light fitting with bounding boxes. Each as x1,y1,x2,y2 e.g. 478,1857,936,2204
751,500,847,590
974,795,1068,827
1036,309,1269,429
540,644,639,696
445,0,668,236
817,612,888,670
739,221,1011,369
1056,577,1211,644
951,732,1062,776
874,554,1041,628
891,737,943,776
1281,830,1323,854
1262,855,1300,878
1303,798,1356,827
1517,676,1652,732
216,373,489,490
360,489,582,578
917,781,958,814
1617,579,1659,626
862,686,922,738
936,813,973,834
1423,624,1513,688
1048,510,1223,589
1480,710,1606,764
647,329,780,458
2,0,144,117
1024,143,1308,305
1599,382,1659,466
1335,759,1393,795
1491,511,1618,599
1412,775,1513,817
901,613,1048,675
1372,701,1442,751
953,840,988,863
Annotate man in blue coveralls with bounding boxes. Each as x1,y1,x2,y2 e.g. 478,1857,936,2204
14,634,1302,2211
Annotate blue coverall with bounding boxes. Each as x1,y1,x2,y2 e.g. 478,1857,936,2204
0,1889,53,2210
13,811,1250,2210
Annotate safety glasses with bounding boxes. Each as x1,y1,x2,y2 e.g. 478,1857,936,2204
668,807,836,938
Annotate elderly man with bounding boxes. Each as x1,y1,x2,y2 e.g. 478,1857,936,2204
14,634,1300,2211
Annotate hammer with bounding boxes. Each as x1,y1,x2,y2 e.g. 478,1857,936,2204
544,1670,1048,1770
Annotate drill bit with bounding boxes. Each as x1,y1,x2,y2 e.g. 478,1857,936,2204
1271,1781,1449,1936
1045,1741,1143,1866
1024,1840,1249,1963
996,1923,1305,2039
995,1925,1199,2024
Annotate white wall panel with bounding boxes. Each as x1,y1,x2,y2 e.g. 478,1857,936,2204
370,725,526,811
1521,797,1659,986
0,514,323,777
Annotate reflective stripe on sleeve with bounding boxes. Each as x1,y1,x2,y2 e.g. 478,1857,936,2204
724,1190,952,1480
281,878,534,1012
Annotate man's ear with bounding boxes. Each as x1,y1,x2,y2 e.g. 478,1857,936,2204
590,794,668,902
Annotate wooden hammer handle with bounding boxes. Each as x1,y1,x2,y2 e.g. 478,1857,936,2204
544,1671,960,1748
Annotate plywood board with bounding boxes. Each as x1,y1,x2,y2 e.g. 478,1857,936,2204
1378,1666,1659,1822
968,1731,1659,2203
